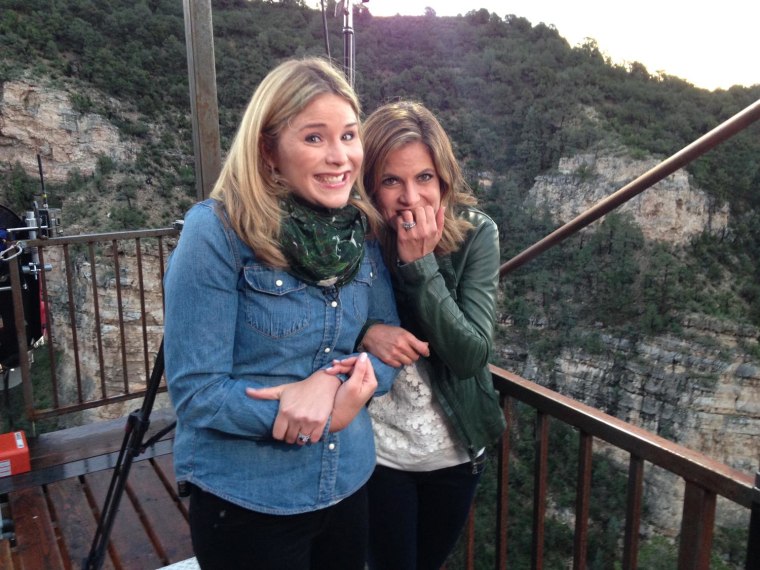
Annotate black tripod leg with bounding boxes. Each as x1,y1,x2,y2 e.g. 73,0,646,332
82,340,167,570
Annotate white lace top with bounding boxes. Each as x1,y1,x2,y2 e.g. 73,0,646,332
369,360,470,471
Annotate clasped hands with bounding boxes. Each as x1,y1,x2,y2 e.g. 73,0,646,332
245,352,377,446
245,324,429,446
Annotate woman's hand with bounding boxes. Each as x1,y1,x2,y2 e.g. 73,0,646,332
360,323,429,367
328,353,377,432
395,205,445,264
245,371,341,445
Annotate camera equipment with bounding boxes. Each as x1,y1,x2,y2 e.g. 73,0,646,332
1,155,61,427
82,340,174,570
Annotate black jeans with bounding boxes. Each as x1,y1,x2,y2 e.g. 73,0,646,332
188,484,368,570
367,457,485,570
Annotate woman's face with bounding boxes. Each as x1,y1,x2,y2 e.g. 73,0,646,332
272,93,363,209
374,141,442,224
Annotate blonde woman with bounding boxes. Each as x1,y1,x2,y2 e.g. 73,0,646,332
164,58,400,570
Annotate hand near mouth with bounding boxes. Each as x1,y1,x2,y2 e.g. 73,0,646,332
395,205,445,264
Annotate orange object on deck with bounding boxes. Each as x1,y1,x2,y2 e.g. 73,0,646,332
0,430,31,477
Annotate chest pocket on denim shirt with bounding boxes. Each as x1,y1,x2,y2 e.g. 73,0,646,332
350,256,377,319
241,267,310,338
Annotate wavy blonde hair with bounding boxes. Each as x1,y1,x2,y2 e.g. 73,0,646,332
210,57,380,267
362,100,476,261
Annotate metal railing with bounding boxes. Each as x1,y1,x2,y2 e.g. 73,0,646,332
4,223,758,569
4,226,179,430
467,366,760,570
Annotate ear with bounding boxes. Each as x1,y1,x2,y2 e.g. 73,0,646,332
260,137,278,172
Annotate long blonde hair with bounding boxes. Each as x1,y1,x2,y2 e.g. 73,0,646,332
362,101,476,260
210,57,380,267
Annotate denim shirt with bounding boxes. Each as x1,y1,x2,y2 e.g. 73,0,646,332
164,200,400,515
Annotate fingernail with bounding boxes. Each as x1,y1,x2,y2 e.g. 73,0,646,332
359,352,368,361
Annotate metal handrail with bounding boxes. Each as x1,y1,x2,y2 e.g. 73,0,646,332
482,366,760,570
499,98,760,278
5,226,180,428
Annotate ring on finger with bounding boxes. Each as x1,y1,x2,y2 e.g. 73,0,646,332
297,432,311,443
401,221,416,231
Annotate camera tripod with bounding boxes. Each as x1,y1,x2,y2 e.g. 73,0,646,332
83,339,176,570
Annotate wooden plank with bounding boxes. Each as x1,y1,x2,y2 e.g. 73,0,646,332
8,486,65,570
152,454,190,519
86,469,163,570
1,538,13,570
27,409,176,470
127,459,194,564
46,477,115,570
0,439,174,495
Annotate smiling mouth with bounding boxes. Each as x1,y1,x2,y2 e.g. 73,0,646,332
316,173,348,185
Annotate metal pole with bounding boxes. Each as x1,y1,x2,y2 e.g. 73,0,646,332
8,257,34,424
341,0,355,86
321,0,331,59
183,0,222,201
499,98,760,278
748,471,760,570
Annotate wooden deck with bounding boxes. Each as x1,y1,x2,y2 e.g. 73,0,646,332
0,410,195,570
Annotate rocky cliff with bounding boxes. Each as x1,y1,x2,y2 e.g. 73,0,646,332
527,153,730,244
0,78,136,183
500,312,759,531
506,153,758,532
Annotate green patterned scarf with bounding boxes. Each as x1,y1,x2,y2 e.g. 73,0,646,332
279,195,366,288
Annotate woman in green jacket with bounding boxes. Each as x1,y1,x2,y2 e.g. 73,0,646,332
343,100,506,569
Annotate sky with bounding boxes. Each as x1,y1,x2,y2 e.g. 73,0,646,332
340,0,759,91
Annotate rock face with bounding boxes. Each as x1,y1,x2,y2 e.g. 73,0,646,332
528,153,730,243
503,153,757,534
500,314,759,532
0,79,136,182
37,238,173,425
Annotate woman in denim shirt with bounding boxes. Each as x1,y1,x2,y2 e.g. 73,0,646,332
163,58,400,570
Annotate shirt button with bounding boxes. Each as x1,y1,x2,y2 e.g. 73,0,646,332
328,443,336,450
330,301,338,308
275,279,283,287
324,347,331,353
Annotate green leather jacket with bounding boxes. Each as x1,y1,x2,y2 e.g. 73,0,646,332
392,206,506,459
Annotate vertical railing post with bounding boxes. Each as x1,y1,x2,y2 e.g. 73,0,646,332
495,395,512,570
747,471,760,570
532,412,549,570
678,481,716,569
8,256,34,424
622,455,644,570
573,432,593,569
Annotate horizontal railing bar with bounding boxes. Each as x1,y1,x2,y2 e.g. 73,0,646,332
490,365,759,509
29,388,168,421
21,226,180,248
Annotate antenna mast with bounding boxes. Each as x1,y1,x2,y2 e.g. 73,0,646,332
339,0,356,86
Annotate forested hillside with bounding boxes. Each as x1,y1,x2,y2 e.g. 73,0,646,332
2,0,759,336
